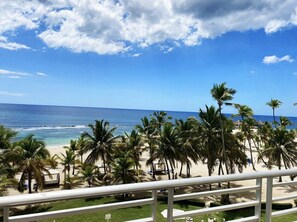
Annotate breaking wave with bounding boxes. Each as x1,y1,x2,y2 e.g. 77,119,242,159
13,125,88,131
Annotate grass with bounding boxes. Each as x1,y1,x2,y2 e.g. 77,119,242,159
1,196,297,222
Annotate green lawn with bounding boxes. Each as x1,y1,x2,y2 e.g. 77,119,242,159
2,196,297,222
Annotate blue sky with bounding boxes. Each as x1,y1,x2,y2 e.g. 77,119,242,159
0,1,297,116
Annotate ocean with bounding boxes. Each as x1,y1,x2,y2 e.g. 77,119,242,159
0,103,296,147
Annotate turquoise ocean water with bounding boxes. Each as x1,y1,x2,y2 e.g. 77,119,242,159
0,103,296,147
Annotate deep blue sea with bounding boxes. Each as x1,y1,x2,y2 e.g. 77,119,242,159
0,103,296,147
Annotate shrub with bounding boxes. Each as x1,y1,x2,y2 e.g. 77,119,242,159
261,202,293,210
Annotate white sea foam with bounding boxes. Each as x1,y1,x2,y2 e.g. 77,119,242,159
13,125,88,131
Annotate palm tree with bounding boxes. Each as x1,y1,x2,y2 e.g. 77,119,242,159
175,119,200,178
0,125,18,195
151,111,172,131
223,119,247,174
79,163,99,187
0,125,16,150
59,149,77,189
77,135,88,163
111,150,140,184
7,135,50,193
123,130,144,170
199,105,221,180
211,82,236,175
64,140,79,175
266,99,282,127
83,120,119,174
149,123,180,180
232,104,253,121
279,116,292,128
258,127,297,182
232,104,256,170
136,116,157,179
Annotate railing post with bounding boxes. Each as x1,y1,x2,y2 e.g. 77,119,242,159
255,178,262,221
266,177,273,222
151,190,158,222
167,188,174,222
3,207,9,222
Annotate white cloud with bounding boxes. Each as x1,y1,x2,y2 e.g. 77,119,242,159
0,36,30,50
131,53,141,57
293,72,297,75
0,91,25,97
8,76,21,79
36,72,48,77
1,0,297,54
263,55,294,64
0,69,31,77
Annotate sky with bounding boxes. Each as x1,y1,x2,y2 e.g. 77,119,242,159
0,0,297,116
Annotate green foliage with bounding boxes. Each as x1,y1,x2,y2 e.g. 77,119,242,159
261,202,293,210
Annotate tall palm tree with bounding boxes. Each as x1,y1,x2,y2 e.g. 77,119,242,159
64,140,79,175
175,119,200,178
77,135,88,163
123,130,144,170
59,149,77,188
7,135,50,193
211,82,236,175
199,105,221,180
266,99,282,127
149,124,180,180
223,119,248,174
136,116,157,179
83,120,119,174
232,104,253,121
151,111,172,131
258,127,297,182
232,104,256,170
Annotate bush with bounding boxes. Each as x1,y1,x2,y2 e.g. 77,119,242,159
261,202,293,210
176,199,205,207
210,202,222,207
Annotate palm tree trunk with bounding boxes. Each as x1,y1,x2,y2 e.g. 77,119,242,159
169,161,175,179
179,164,183,176
165,158,171,180
278,162,282,182
72,163,75,175
218,107,230,175
273,108,276,127
252,138,268,166
247,138,256,171
102,154,106,175
28,171,32,194
186,162,191,178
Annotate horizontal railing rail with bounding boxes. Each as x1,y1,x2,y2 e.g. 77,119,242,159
1,168,297,222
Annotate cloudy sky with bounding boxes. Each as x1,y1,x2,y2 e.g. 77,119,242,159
0,0,297,116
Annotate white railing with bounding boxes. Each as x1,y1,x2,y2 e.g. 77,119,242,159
1,168,297,222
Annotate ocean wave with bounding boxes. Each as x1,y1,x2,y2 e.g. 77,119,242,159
13,125,88,131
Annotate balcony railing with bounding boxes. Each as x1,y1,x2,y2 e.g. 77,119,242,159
1,168,297,222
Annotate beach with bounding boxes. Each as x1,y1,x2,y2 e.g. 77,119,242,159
6,141,297,206
2,103,297,205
